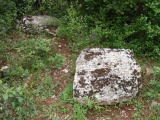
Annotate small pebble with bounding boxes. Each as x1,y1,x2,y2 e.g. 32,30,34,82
62,69,69,73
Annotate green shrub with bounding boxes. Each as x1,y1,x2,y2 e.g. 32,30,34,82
59,0,160,60
58,7,90,51
0,80,38,119
14,0,69,17
0,0,17,36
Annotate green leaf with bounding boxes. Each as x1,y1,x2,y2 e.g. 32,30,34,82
18,97,23,103
16,87,22,92
3,94,8,100
0,80,2,84
12,102,17,108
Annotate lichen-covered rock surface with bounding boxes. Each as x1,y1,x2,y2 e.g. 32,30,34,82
73,48,141,105
20,15,60,35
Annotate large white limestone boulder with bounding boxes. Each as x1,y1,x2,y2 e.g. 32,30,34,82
73,48,141,105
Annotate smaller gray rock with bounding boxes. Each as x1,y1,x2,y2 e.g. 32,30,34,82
20,15,60,35
1,66,9,71
151,100,160,108
0,66,9,78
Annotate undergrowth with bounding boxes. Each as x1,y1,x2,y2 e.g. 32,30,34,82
0,34,66,119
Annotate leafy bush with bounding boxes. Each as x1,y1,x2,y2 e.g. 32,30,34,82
0,80,38,119
58,7,90,51
0,0,17,36
59,0,160,60
14,0,69,17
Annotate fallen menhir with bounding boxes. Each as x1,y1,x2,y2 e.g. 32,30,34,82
73,48,141,105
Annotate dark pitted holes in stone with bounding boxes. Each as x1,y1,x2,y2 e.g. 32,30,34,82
109,75,121,82
112,49,117,52
91,78,110,89
114,88,118,91
77,70,87,75
84,91,87,95
74,89,80,98
137,78,141,82
111,85,114,88
107,49,112,53
88,90,95,97
79,77,87,87
114,64,118,67
84,51,102,61
91,68,111,78
113,49,125,52
125,81,133,87
132,69,138,75
82,90,100,99
97,63,101,65
120,81,133,93
105,63,108,65
137,72,140,76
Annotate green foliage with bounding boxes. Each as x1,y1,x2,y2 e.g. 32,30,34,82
59,84,104,120
73,103,88,120
133,102,143,120
14,0,69,17
145,66,160,99
59,0,160,60
59,84,73,103
0,0,17,36
0,0,69,36
10,38,64,72
84,96,104,110
149,105,160,120
0,80,38,119
58,7,90,51
52,54,66,69
0,36,66,119
35,77,60,101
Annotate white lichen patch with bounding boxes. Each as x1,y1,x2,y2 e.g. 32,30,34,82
73,48,141,105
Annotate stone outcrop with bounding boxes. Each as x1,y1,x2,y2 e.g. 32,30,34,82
20,15,60,36
73,48,141,105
